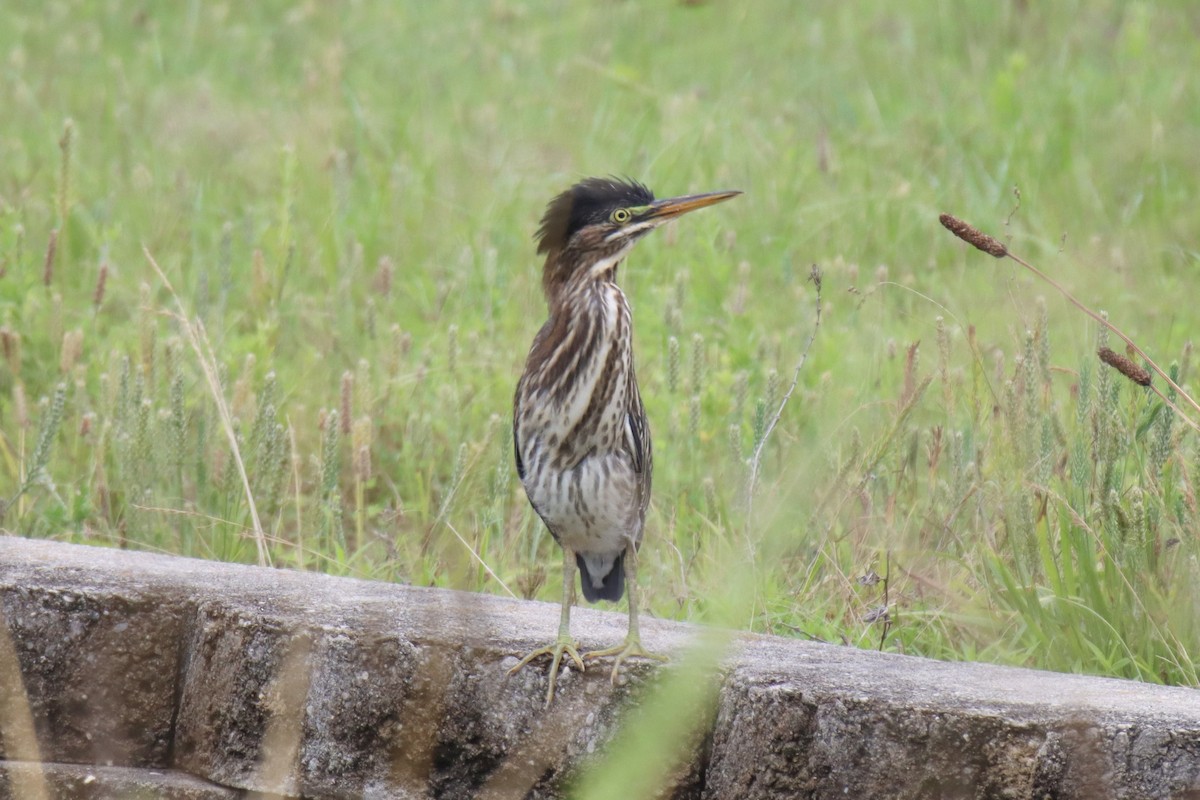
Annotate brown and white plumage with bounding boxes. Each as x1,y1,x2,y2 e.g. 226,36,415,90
510,177,740,706
515,182,652,601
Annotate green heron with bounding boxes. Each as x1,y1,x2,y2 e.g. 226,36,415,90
510,177,741,706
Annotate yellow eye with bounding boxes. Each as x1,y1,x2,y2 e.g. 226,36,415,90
611,208,632,224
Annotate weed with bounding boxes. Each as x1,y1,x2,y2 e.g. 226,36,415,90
0,6,1194,720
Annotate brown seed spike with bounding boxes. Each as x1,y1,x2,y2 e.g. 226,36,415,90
43,228,59,286
939,213,1008,258
1098,347,1152,387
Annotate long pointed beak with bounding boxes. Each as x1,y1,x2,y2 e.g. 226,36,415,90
644,189,742,221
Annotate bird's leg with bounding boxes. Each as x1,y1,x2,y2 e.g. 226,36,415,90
583,542,668,684
508,546,585,707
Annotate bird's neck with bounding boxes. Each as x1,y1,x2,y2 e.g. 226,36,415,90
550,274,629,343
530,280,632,434
560,254,620,293
542,241,633,305
524,271,633,411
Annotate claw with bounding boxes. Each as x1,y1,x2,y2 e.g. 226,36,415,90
584,635,668,685
509,636,585,707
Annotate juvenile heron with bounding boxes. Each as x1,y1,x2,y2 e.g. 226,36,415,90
510,176,740,705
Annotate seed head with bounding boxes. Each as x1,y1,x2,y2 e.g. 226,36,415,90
1,327,21,376
374,256,394,297
939,213,1008,258
1097,347,1151,387
93,262,109,309
60,329,84,374
352,415,372,482
340,371,353,434
43,229,59,287
13,384,28,430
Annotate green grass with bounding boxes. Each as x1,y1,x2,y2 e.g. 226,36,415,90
2,0,1199,697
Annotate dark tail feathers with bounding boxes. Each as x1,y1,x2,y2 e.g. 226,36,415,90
576,551,625,603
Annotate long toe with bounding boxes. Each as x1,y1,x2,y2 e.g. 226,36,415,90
584,636,669,685
509,638,585,707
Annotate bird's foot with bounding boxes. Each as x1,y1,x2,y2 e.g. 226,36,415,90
509,635,585,707
583,635,669,685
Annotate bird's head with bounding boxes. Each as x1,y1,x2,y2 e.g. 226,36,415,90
535,176,740,301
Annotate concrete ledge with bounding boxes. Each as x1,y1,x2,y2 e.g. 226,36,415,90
0,537,1198,798
0,761,238,799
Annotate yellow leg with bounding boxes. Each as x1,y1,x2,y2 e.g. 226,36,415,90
508,546,585,707
583,543,668,684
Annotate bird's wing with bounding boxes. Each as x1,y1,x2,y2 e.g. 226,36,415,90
512,321,552,484
626,385,653,546
513,425,525,481
623,364,652,476
625,409,647,475
512,385,526,481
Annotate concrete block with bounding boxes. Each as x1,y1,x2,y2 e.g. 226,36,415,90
1,538,1198,799
0,580,186,766
0,761,240,799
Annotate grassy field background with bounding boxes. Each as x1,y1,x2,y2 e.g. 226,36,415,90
2,1,1199,688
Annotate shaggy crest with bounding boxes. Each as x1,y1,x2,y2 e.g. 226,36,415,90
535,177,655,255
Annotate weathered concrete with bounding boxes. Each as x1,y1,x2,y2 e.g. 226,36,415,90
704,640,1200,798
0,537,1198,799
0,573,188,765
0,761,239,799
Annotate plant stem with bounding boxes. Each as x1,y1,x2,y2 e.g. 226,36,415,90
745,265,824,543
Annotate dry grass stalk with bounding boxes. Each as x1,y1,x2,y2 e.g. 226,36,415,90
901,341,920,406
1097,347,1151,387
937,212,1200,426
745,265,823,539
286,417,305,566
57,119,73,229
143,247,272,566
